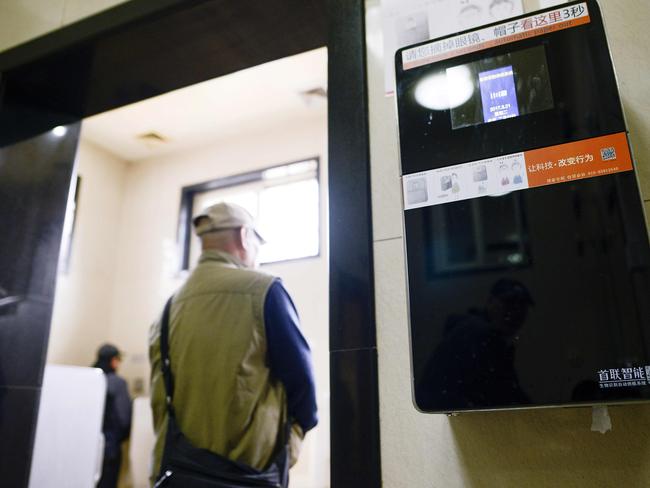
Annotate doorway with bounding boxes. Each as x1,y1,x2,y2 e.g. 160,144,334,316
45,47,329,487
0,1,380,487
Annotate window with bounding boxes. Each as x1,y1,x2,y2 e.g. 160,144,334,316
179,158,320,269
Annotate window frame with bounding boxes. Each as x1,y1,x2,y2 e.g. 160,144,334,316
59,175,82,275
177,156,321,271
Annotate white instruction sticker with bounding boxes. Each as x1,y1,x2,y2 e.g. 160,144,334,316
403,152,527,210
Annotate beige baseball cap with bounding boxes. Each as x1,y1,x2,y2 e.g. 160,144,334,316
192,202,266,243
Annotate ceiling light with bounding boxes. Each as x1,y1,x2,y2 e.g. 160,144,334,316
52,126,67,137
299,87,328,107
137,132,168,143
136,132,170,150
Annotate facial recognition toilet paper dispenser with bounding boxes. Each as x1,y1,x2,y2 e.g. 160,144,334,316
395,0,650,413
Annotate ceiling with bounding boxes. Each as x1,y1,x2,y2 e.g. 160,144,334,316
81,47,327,161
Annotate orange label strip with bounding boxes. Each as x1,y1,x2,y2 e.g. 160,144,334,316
524,132,633,188
402,132,634,211
402,3,590,71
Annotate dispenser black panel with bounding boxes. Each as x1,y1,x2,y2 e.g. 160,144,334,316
396,0,650,413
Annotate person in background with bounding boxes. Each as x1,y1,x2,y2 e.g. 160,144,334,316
149,202,318,485
93,344,132,488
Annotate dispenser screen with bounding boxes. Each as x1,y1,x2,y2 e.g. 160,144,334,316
479,66,519,122
449,46,554,129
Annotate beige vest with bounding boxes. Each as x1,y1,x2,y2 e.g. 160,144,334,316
149,250,301,479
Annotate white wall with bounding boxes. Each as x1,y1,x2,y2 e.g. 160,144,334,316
48,140,128,367
0,0,130,52
106,115,328,389
49,113,328,486
367,0,650,487
48,116,328,488
98,114,328,487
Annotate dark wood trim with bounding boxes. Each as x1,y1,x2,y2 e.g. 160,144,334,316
328,0,382,486
0,0,327,147
0,0,206,72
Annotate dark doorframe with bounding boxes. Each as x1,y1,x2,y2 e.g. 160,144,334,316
327,1,381,486
0,1,381,486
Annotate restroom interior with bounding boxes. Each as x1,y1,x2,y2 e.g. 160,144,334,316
44,47,330,488
3,1,650,487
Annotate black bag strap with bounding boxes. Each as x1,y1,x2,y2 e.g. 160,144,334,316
160,296,176,417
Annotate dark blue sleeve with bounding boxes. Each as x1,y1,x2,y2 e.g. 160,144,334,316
264,281,318,433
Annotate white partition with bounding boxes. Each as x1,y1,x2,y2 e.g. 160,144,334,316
129,397,155,488
29,365,106,488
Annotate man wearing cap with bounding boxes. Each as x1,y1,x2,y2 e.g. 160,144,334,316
149,202,318,482
93,343,132,488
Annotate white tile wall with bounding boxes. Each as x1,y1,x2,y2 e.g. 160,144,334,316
0,0,131,53
601,0,650,200
366,1,406,242
0,0,65,52
374,237,466,488
62,0,130,25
